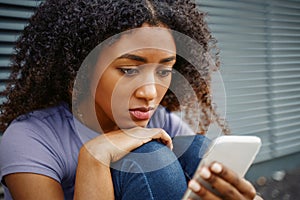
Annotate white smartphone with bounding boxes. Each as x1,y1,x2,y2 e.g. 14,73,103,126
182,135,262,200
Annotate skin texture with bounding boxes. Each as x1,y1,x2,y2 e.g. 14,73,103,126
0,0,230,135
1,1,258,199
188,162,260,200
74,127,173,200
81,24,176,132
6,24,257,200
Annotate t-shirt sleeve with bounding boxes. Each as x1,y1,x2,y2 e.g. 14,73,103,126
148,106,196,137
0,120,65,184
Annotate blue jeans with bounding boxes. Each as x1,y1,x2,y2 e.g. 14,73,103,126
111,135,210,200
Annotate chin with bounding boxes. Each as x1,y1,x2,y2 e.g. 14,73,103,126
117,120,149,129
134,120,149,128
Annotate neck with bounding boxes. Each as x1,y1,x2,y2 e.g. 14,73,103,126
76,98,119,134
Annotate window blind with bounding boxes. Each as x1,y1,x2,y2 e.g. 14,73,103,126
198,0,300,163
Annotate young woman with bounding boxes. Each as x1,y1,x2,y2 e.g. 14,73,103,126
0,0,258,199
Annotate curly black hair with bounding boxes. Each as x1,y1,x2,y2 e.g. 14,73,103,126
0,0,229,134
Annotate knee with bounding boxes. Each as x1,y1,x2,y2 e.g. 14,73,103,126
111,140,178,173
173,134,210,159
133,140,169,153
111,141,187,200
173,135,210,178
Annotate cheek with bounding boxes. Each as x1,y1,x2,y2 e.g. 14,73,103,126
94,77,116,111
108,81,133,109
157,84,169,99
158,76,172,96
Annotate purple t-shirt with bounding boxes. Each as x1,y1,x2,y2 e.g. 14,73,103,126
0,103,194,199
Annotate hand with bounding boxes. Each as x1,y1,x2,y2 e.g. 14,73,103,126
187,162,258,200
81,127,173,165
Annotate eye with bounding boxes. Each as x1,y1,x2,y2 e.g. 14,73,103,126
118,68,139,76
157,68,173,77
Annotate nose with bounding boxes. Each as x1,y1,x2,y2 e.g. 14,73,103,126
135,83,158,101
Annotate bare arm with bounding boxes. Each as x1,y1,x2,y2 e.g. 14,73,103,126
73,127,173,200
74,146,114,200
3,143,113,200
4,127,171,200
5,173,64,200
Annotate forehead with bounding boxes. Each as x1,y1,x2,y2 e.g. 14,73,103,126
99,26,176,62
89,26,176,89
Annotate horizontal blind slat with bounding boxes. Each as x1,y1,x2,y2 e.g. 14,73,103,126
201,0,300,162
0,0,42,7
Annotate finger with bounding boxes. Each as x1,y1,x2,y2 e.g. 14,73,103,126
198,166,244,200
210,162,256,199
125,127,173,150
188,179,222,200
150,128,173,150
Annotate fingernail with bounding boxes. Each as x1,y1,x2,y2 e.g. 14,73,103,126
200,167,211,179
211,162,222,173
188,179,201,192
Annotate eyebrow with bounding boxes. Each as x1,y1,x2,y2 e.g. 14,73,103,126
117,54,176,64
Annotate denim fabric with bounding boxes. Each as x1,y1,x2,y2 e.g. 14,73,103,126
111,135,209,200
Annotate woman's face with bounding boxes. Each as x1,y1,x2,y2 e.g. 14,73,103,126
92,24,176,132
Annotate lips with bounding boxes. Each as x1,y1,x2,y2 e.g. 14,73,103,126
129,107,154,120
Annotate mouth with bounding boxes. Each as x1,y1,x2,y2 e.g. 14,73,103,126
129,107,155,120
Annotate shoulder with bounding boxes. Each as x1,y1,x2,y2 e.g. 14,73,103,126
0,102,72,143
5,103,75,140
0,103,72,147
0,103,78,182
12,102,72,130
